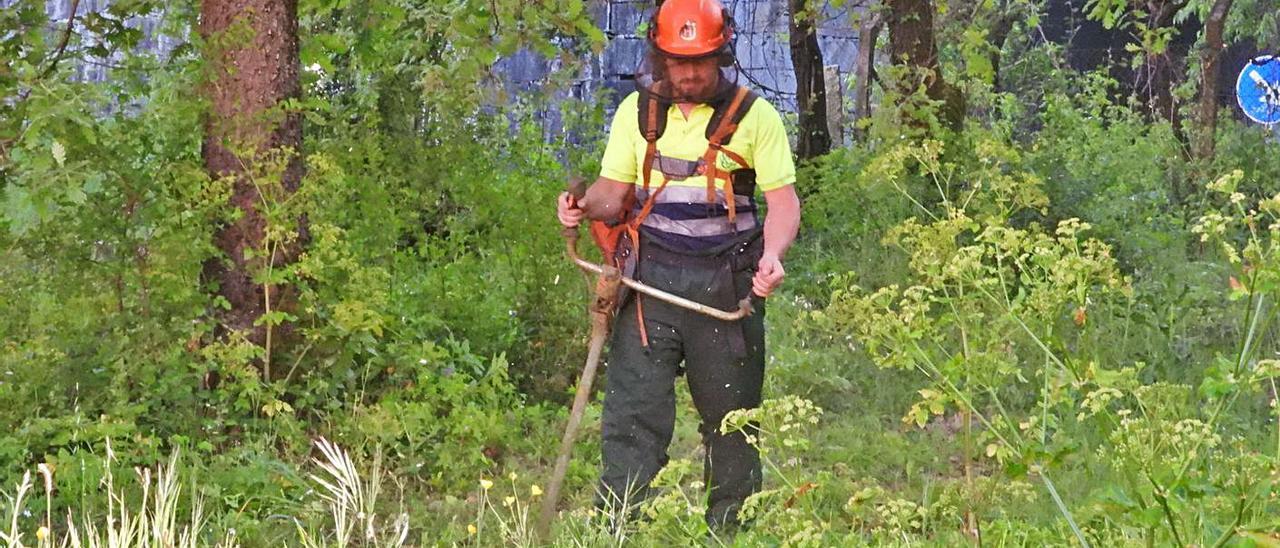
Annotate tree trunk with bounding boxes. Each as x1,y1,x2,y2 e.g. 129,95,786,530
1134,0,1187,137
986,9,1015,92
886,0,963,130
824,64,845,146
852,12,883,140
790,0,832,160
199,0,303,374
1195,0,1233,161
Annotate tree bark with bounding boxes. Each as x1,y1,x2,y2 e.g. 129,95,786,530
986,8,1015,92
790,0,832,160
1195,0,1233,161
824,64,845,145
886,0,964,130
199,0,303,369
1134,0,1188,138
852,12,883,140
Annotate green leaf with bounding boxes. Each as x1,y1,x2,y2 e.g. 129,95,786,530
254,310,297,327
1243,533,1280,548
66,184,87,205
2,185,38,235
575,18,606,47
83,173,105,195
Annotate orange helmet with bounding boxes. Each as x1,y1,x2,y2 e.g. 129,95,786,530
648,0,734,59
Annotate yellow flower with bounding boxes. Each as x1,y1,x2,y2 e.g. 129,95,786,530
503,496,516,507
479,478,494,490
36,526,49,541
530,484,543,497
467,524,477,535
508,471,518,481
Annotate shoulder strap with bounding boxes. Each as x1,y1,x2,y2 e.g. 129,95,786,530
638,90,666,193
636,88,670,144
705,86,759,146
701,86,756,222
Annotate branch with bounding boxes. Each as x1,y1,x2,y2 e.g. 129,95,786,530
39,0,82,80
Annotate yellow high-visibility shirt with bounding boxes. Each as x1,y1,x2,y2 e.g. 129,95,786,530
598,91,796,193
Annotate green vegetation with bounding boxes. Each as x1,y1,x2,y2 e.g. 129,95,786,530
1,0,1279,546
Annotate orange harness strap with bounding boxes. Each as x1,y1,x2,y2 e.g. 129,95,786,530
713,144,749,170
632,95,669,347
642,95,660,194
626,87,750,347
701,86,751,224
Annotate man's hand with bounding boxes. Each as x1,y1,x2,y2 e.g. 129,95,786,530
557,177,631,227
752,253,785,297
557,191,585,228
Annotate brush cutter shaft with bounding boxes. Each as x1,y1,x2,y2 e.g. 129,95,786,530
537,307,610,538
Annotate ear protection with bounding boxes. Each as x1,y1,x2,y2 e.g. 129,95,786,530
716,9,737,66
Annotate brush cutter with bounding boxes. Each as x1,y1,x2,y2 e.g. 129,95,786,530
536,178,754,538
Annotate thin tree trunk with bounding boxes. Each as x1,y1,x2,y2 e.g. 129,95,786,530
886,0,963,130
1134,0,1187,137
39,0,81,79
1196,0,1234,161
986,9,1015,92
824,64,845,145
852,12,883,140
199,0,303,374
790,0,831,159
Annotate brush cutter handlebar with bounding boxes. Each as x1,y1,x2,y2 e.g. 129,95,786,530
563,228,753,321
563,177,754,322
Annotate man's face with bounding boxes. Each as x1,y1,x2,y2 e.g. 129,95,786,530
664,56,721,100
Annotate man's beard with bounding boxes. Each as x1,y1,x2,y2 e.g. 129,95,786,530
635,57,738,104
675,77,714,99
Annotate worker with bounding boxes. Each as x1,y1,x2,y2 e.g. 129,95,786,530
555,0,801,530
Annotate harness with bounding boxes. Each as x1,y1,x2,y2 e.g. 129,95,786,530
636,84,759,224
591,84,760,347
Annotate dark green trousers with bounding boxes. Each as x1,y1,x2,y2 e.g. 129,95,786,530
598,233,765,528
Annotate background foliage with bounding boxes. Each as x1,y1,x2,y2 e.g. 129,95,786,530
1,0,1280,545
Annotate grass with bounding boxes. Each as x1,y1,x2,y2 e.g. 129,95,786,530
0,442,230,548
1,286,1275,546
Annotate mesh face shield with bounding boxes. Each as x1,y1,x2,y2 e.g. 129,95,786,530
634,52,740,104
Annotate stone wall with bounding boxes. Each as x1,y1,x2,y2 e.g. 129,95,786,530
22,0,864,112
514,0,866,115
5,0,182,83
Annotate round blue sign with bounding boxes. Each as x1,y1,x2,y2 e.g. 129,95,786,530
1237,55,1280,125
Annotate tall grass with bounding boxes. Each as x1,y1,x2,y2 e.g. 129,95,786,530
0,438,420,548
296,438,409,547
0,442,232,548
